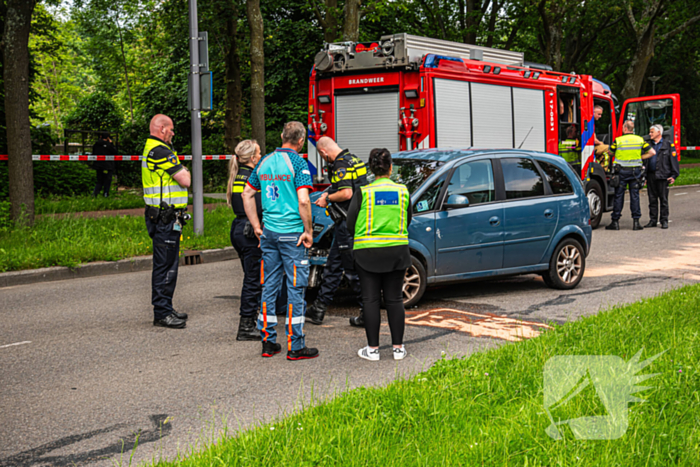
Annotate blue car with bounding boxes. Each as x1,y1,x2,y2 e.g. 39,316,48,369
309,149,592,307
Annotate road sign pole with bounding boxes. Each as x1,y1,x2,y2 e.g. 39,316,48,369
188,0,204,235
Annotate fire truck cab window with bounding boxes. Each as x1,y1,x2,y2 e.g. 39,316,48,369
593,99,612,145
445,159,495,206
557,88,581,164
624,98,674,139
501,158,545,199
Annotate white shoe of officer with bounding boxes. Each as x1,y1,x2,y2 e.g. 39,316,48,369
358,346,380,361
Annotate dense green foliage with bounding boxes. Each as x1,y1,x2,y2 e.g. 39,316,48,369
152,284,700,466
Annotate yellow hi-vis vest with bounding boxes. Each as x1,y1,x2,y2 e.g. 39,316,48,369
558,139,580,163
354,178,410,250
141,137,188,208
610,134,648,168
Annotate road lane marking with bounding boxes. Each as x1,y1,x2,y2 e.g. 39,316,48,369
675,193,688,196
0,341,31,349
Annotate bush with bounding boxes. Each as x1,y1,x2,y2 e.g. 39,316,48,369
64,92,123,131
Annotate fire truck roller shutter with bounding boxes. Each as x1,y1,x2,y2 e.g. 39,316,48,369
434,78,472,148
471,83,514,149
335,92,399,162
512,87,546,152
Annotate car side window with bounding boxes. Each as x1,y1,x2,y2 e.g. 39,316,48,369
445,159,495,206
413,173,447,214
538,161,574,195
501,158,545,199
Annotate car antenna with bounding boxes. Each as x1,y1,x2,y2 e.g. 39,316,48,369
518,127,534,149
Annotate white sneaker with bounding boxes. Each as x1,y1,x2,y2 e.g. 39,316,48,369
358,346,380,361
393,346,407,360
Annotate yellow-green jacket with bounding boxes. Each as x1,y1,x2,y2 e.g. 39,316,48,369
142,136,188,208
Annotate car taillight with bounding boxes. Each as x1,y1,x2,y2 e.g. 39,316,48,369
588,218,591,225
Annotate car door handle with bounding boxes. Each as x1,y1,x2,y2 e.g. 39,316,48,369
544,209,554,219
489,216,500,226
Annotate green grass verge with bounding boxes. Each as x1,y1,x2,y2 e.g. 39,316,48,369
675,166,700,186
34,191,223,214
0,205,233,272
155,284,700,466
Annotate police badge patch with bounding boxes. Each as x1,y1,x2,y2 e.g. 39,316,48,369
168,154,178,165
337,167,347,179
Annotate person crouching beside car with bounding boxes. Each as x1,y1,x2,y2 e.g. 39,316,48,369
347,148,412,361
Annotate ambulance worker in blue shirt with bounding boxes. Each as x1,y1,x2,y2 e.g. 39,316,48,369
242,122,319,361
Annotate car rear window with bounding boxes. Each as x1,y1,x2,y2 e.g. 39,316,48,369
501,158,545,199
538,161,574,194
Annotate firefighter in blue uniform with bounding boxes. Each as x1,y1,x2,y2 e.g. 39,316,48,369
142,114,191,329
605,119,656,231
307,136,368,327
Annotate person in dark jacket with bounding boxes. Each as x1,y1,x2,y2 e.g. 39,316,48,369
92,132,118,197
227,140,264,340
347,148,412,361
645,124,680,229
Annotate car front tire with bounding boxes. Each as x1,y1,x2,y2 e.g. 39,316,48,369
403,255,427,308
542,238,585,290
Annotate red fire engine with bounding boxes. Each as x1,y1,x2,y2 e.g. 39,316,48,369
307,33,681,228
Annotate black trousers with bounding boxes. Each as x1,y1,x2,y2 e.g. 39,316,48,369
611,167,643,220
94,170,113,197
146,216,181,320
230,218,262,319
646,172,670,223
317,219,363,307
356,264,406,347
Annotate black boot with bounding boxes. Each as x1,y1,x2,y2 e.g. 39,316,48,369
605,220,620,231
633,219,644,231
349,308,364,327
236,317,259,341
306,299,327,325
644,220,657,228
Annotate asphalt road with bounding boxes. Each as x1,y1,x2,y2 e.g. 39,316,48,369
1,187,699,467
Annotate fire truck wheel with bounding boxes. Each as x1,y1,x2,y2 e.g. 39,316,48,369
542,238,586,290
586,181,603,229
403,256,427,308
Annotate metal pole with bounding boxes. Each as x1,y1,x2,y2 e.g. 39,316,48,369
188,0,204,235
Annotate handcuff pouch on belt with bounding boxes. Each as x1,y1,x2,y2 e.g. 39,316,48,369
146,202,186,225
243,220,256,239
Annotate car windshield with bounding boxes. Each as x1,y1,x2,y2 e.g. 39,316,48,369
389,159,445,193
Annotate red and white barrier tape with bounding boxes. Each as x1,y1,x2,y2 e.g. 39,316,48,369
680,146,698,151
0,154,234,161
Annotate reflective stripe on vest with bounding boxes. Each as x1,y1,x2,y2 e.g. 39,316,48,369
141,138,188,208
354,178,409,250
613,134,645,167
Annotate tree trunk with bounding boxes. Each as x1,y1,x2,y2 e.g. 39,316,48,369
620,23,656,101
342,0,361,42
4,0,36,225
114,13,134,124
311,0,339,43
484,0,500,48
223,1,242,154
247,0,265,151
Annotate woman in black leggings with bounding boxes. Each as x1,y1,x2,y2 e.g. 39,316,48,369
347,148,412,361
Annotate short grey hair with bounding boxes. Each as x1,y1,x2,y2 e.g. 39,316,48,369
623,120,635,132
282,121,306,144
651,124,664,134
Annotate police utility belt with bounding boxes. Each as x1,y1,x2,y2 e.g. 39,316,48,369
146,202,188,225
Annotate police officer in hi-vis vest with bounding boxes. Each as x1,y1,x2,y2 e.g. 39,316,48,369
606,119,656,231
307,136,368,327
347,148,412,362
142,114,191,329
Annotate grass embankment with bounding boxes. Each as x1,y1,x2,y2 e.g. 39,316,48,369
0,205,233,272
156,285,700,466
675,166,700,186
35,191,222,215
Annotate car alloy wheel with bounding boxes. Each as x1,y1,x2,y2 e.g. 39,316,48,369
556,244,582,284
403,263,421,304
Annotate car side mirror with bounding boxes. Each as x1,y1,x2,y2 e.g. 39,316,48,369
444,194,469,209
